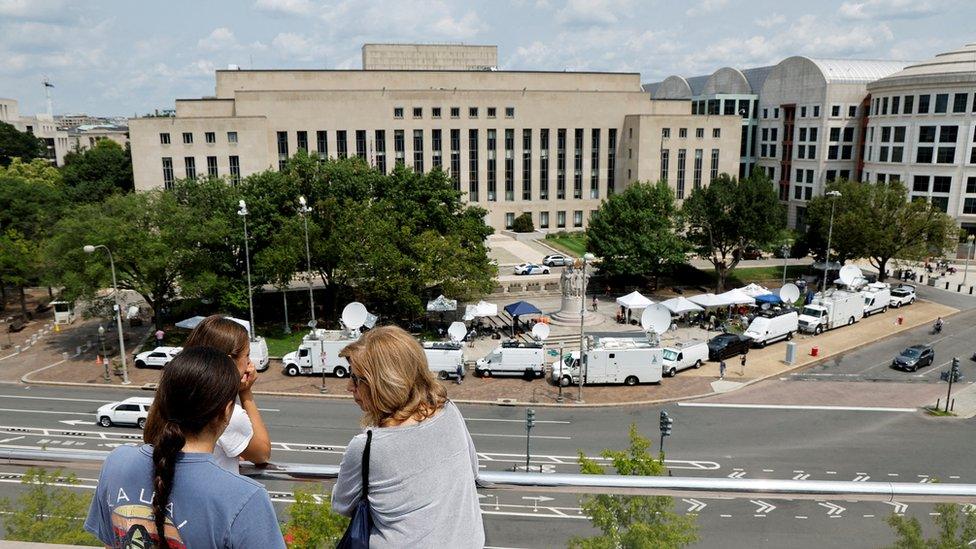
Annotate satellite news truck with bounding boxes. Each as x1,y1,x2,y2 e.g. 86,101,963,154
551,337,663,387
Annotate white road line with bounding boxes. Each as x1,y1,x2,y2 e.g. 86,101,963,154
720,514,732,518
466,418,570,425
469,433,572,440
795,515,808,519
678,402,916,413
0,436,23,444
0,394,278,412
0,408,91,416
826,471,837,475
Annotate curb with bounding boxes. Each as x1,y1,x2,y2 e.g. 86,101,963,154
18,302,963,409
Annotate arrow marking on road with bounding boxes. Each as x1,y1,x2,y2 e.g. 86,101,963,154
853,475,870,482
792,473,811,480
58,420,91,426
818,502,846,516
682,499,707,513
884,501,908,514
750,500,776,515
728,470,747,479
521,496,554,512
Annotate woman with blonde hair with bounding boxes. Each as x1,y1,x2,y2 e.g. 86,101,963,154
145,315,271,473
332,325,484,548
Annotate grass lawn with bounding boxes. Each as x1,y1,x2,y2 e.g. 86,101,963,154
726,265,809,286
545,233,587,257
262,327,309,357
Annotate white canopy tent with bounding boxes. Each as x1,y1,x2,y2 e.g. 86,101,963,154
615,291,654,311
719,288,756,306
463,301,499,321
175,315,250,333
660,296,704,315
688,293,735,308
426,295,458,312
739,283,770,298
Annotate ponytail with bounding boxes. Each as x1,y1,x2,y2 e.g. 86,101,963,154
151,421,185,543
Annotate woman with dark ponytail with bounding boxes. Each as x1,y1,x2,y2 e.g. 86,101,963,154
85,347,285,548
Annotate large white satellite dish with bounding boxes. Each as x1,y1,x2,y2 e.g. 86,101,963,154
839,265,861,287
531,323,550,341
341,302,368,330
779,283,800,304
640,304,672,335
447,321,467,342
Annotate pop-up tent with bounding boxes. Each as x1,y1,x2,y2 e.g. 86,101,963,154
504,300,542,337
740,283,770,298
426,295,458,312
661,296,704,315
718,288,756,306
688,293,734,308
615,291,654,311
463,301,498,321
755,293,783,305
175,315,250,333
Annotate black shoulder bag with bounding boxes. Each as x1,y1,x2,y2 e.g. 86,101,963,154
337,430,373,549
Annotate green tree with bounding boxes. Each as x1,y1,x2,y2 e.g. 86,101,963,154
61,140,134,203
682,172,785,291
44,178,236,329
0,468,100,545
587,180,686,286
0,121,44,167
511,212,534,233
886,503,976,548
570,424,699,549
804,179,958,282
281,487,349,548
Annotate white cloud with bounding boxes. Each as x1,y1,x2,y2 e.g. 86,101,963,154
430,11,487,39
838,0,938,20
556,0,632,27
270,32,328,62
755,13,786,28
252,0,313,16
197,27,239,52
0,0,73,21
686,0,729,17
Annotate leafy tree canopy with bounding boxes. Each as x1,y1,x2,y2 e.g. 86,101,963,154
61,139,133,203
0,121,44,167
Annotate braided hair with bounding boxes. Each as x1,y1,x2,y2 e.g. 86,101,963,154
143,346,239,544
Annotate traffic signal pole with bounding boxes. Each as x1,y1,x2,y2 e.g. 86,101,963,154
525,408,536,471
946,357,960,413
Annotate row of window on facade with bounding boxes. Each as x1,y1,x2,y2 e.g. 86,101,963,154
658,148,722,199
909,175,976,215
161,155,240,188
872,92,976,117
690,98,759,118
660,127,722,139
867,125,976,165
503,209,593,230
160,131,238,145
762,104,848,120
393,106,516,120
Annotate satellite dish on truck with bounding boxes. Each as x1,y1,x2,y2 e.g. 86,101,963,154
640,304,671,335
779,283,800,304
341,302,368,331
448,321,467,342
839,265,862,287
531,323,550,341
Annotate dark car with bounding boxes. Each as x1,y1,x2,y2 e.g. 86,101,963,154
891,344,935,372
707,333,751,361
734,247,764,260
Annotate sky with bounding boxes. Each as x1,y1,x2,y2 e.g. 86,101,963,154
0,0,973,118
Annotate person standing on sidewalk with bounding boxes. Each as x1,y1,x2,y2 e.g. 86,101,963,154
456,362,464,384
155,328,165,347
739,353,746,376
719,359,726,380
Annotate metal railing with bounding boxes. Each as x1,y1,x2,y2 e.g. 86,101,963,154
2,447,975,504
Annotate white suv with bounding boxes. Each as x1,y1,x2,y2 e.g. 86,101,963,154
134,346,182,368
96,397,153,429
542,254,571,267
889,285,916,308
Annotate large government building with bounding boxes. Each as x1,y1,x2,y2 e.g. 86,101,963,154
129,44,741,231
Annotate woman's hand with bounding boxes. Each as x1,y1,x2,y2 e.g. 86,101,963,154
239,361,257,394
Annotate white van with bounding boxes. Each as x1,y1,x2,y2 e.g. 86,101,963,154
743,311,799,347
423,341,465,380
250,336,270,372
662,340,709,377
282,329,359,378
861,282,891,317
552,338,663,386
476,341,546,379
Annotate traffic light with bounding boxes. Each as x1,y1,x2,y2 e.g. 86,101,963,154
659,410,673,437
526,408,536,430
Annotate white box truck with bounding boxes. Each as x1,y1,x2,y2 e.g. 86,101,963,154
797,290,864,335
551,337,663,386
475,341,546,379
423,341,465,380
662,340,709,377
861,282,891,317
281,329,360,378
743,311,799,347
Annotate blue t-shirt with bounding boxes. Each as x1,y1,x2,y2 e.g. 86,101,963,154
85,444,285,549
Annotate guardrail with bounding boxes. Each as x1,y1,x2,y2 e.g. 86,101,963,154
2,448,975,504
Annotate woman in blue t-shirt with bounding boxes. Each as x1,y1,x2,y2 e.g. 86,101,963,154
85,346,285,548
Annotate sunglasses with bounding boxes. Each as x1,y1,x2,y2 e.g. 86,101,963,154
349,372,367,387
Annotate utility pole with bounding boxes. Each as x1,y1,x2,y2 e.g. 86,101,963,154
525,408,536,471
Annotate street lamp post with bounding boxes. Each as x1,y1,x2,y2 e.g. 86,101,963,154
98,325,109,383
83,244,129,384
781,244,790,286
578,252,595,403
963,234,975,287
237,200,256,341
298,196,316,330
821,190,842,294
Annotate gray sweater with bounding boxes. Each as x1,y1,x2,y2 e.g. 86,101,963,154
332,400,485,548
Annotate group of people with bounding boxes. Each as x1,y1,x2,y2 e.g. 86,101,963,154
85,316,485,548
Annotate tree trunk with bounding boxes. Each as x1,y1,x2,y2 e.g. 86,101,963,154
0,282,6,312
876,257,889,282
18,286,27,318
47,287,54,300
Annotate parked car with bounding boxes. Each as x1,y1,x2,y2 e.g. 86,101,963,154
662,340,709,377
734,247,764,260
542,254,571,267
95,397,153,429
513,263,550,275
707,333,751,361
133,346,182,369
891,344,935,372
889,285,916,308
